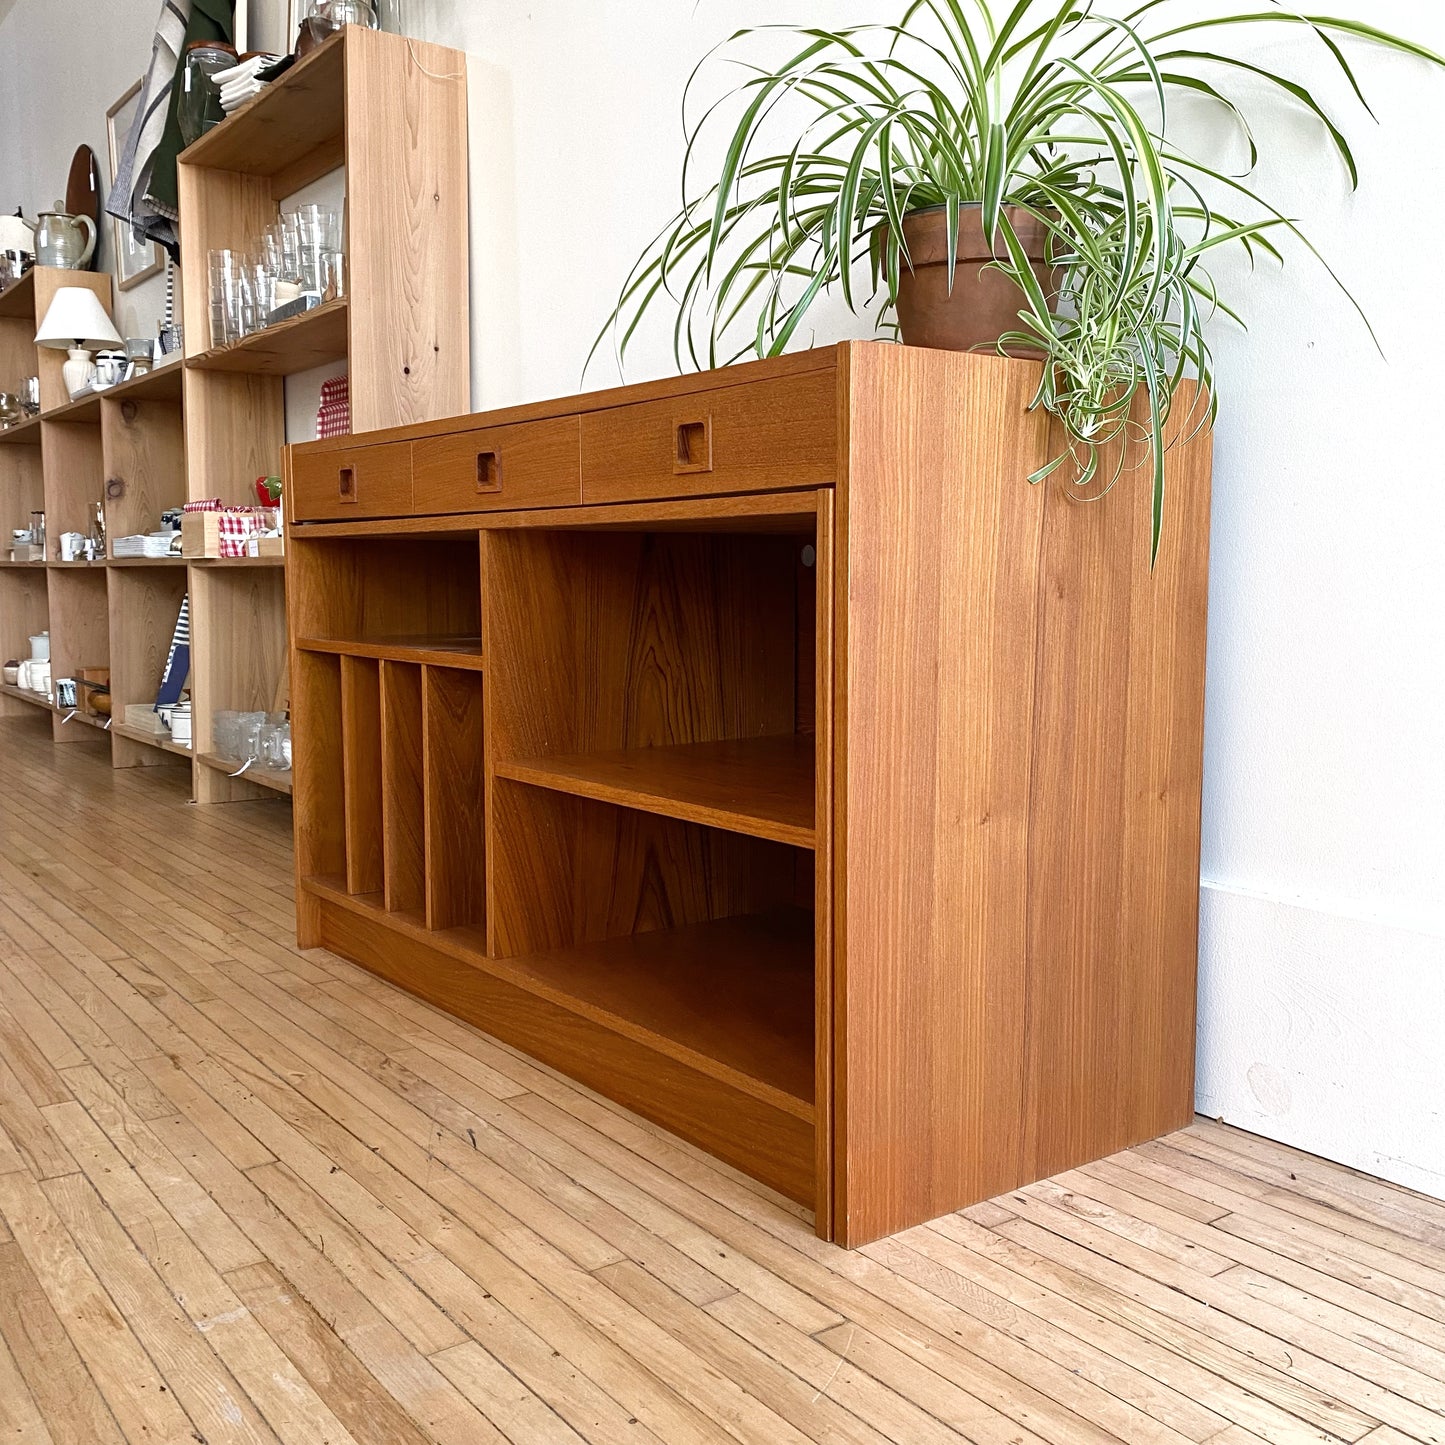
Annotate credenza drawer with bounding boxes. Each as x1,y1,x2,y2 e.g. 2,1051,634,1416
580,369,837,503
411,416,582,514
290,441,413,521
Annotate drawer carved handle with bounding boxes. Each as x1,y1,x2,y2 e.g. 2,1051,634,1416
674,417,712,474
476,450,502,494
337,466,357,503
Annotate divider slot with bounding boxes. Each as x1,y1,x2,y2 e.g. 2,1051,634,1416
380,659,425,914
340,655,383,895
423,666,486,932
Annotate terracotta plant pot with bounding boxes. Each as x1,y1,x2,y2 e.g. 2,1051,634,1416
886,203,1054,353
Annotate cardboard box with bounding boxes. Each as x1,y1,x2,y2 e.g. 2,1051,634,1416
182,509,277,559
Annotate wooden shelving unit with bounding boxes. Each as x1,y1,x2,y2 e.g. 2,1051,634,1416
0,24,469,802
175,23,470,803
286,341,1214,1247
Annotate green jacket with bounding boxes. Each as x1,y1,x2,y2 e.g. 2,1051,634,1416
144,0,236,221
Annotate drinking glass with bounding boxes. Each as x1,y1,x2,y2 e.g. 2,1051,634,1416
208,248,242,346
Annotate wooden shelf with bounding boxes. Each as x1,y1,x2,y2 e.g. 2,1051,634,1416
0,682,52,711
497,734,816,849
47,560,106,570
0,560,45,569
97,359,185,406
306,877,814,1111
297,635,484,671
197,750,293,795
0,415,42,446
189,556,286,569
0,269,35,318
42,392,103,425
187,298,348,376
107,556,187,568
111,720,192,758
0,682,110,733
58,708,110,733
179,30,346,180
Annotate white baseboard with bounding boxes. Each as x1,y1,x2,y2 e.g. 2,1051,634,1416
1196,880,1445,1201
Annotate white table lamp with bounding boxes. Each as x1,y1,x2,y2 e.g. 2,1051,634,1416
35,287,122,399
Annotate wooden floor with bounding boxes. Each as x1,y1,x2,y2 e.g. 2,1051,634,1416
1,715,1444,1445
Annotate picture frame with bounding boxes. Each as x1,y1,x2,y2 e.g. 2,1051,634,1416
106,80,165,291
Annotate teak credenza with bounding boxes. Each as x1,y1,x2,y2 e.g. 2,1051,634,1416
284,342,1211,1246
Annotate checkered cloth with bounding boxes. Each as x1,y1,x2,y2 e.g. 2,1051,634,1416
184,499,274,558
317,375,351,439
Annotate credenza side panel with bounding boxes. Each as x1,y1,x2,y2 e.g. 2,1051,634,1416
835,346,1211,1245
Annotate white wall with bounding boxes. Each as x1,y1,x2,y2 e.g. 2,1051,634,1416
1,0,1441,1197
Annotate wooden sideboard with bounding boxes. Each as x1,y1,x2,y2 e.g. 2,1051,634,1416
284,341,1212,1247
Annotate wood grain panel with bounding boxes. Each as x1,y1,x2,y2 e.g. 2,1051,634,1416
581,370,837,503
1020,386,1212,1181
183,370,285,508
834,346,1210,1245
189,563,288,803
106,566,188,721
345,27,470,431
310,886,815,1203
286,535,479,645
39,418,104,545
45,569,109,745
412,416,581,515
423,667,486,930
380,660,425,914
290,441,413,523
485,528,798,766
341,656,383,895
0,438,44,542
488,781,800,960
100,396,185,545
290,650,345,943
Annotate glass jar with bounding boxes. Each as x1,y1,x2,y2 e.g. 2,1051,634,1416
178,41,238,147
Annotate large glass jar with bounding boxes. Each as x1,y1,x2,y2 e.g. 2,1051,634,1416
177,41,238,147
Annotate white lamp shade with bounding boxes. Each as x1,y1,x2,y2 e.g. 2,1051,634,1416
35,287,122,350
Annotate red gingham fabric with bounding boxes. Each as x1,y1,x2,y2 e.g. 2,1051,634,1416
317,375,351,439
185,500,274,557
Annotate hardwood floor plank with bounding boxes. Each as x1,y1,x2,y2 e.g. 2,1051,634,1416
4,717,1445,1445
0,1239,127,1445
227,1261,486,1445
43,1170,281,1445
0,1172,200,1445
0,1321,57,1445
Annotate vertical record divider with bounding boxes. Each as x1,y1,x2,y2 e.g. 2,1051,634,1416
379,658,425,915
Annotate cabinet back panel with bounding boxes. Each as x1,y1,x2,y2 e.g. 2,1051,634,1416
489,781,801,958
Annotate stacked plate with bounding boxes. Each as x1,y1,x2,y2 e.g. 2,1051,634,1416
213,54,282,115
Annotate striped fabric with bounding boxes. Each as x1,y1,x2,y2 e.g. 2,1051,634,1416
106,0,192,250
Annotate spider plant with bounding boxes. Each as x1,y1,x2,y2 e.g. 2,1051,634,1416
595,1,1443,563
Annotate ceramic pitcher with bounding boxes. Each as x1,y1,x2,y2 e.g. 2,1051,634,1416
34,211,96,269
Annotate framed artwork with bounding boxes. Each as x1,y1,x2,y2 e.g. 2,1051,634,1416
105,80,165,291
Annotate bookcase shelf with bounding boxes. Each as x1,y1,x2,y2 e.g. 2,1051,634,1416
187,298,349,377
0,29,469,796
497,734,815,849
297,635,484,670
